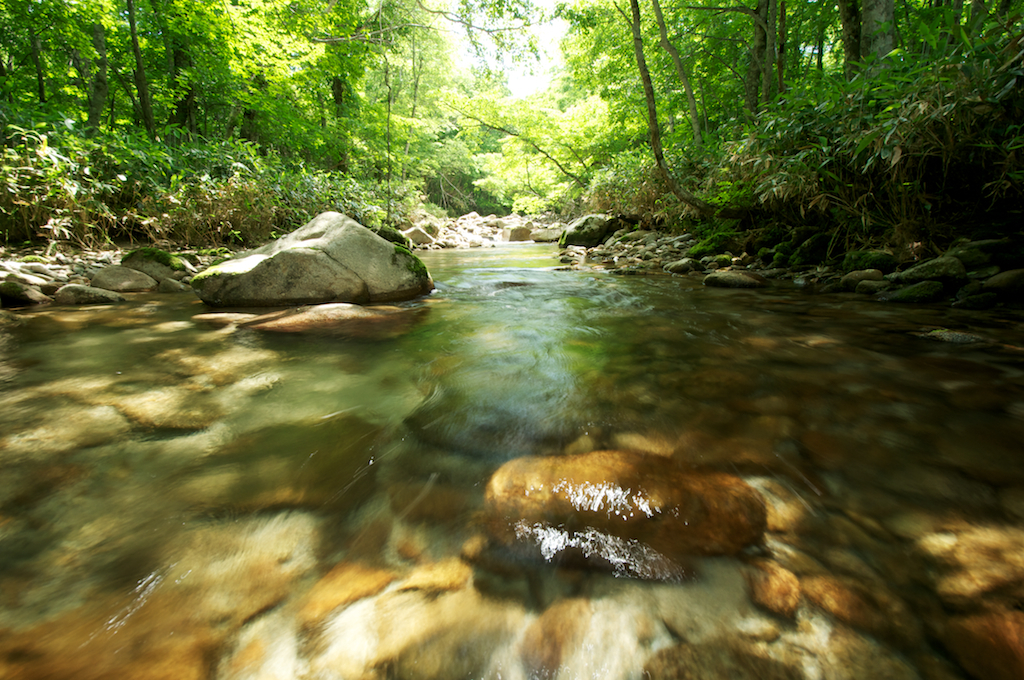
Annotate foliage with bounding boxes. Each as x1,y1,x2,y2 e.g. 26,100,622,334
0,118,421,246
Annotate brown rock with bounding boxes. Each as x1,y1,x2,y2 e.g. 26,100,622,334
643,640,802,680
398,557,472,592
942,609,1024,680
298,561,396,627
802,574,923,648
915,522,1024,609
484,450,766,577
106,386,225,430
743,559,801,618
388,479,476,524
0,594,220,680
520,598,592,679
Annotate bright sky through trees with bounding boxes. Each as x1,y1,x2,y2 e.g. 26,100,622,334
504,13,568,98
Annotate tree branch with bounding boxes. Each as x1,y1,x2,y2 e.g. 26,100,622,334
445,103,589,188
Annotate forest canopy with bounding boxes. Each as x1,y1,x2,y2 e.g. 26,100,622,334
2,0,1023,258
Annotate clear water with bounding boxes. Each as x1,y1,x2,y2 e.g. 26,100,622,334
1,243,1023,679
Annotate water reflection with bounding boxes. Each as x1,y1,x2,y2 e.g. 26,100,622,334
0,243,1023,679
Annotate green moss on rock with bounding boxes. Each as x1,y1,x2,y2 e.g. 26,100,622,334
394,244,429,278
19,255,47,263
123,247,186,271
688,231,739,258
0,281,21,296
374,225,411,248
843,249,896,273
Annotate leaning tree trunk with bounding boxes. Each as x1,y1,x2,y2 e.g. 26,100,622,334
626,0,713,215
650,0,702,148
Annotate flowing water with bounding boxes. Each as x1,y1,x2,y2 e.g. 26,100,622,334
1,243,1024,679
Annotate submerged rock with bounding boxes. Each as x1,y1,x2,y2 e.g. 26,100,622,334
483,450,766,578
236,302,427,339
190,212,434,307
942,608,1024,680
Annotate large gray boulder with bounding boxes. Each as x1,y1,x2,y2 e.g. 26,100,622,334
190,212,434,307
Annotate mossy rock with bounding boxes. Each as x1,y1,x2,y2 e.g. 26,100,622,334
712,253,733,267
18,255,48,264
688,231,740,259
394,244,428,278
843,249,896,273
197,247,232,257
373,225,411,249
771,241,795,268
122,247,187,271
789,232,832,267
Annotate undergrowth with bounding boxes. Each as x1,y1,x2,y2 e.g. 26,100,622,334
1,119,421,248
587,24,1024,259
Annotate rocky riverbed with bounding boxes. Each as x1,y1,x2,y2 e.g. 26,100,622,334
1,236,1024,680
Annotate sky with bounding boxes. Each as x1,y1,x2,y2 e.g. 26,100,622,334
504,14,569,98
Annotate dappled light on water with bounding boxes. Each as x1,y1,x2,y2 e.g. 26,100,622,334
2,243,1024,679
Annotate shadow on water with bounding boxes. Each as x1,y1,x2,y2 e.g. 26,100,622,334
1,243,1024,679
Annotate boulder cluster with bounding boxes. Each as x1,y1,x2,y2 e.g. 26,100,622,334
556,215,1024,307
1,213,435,311
0,246,200,307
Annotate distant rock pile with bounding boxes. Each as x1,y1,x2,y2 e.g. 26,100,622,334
402,212,564,249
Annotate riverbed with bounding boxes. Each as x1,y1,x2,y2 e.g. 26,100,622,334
1,243,1023,679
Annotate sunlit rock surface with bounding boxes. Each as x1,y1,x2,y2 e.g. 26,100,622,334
483,450,767,578
190,212,433,307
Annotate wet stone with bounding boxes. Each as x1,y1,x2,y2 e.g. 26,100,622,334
483,450,767,578
643,639,802,680
941,608,1024,680
703,271,768,288
742,558,801,619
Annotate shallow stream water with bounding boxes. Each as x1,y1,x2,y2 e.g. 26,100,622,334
2,243,1024,679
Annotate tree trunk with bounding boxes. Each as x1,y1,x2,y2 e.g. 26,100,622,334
760,0,777,106
627,0,712,214
86,23,109,132
650,0,702,147
30,32,46,104
969,0,987,31
744,0,768,114
837,0,862,78
861,0,895,61
127,0,157,138
777,0,786,94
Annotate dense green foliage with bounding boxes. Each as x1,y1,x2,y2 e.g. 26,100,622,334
2,0,1022,257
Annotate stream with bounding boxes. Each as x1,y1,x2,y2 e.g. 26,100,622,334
2,242,1024,679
